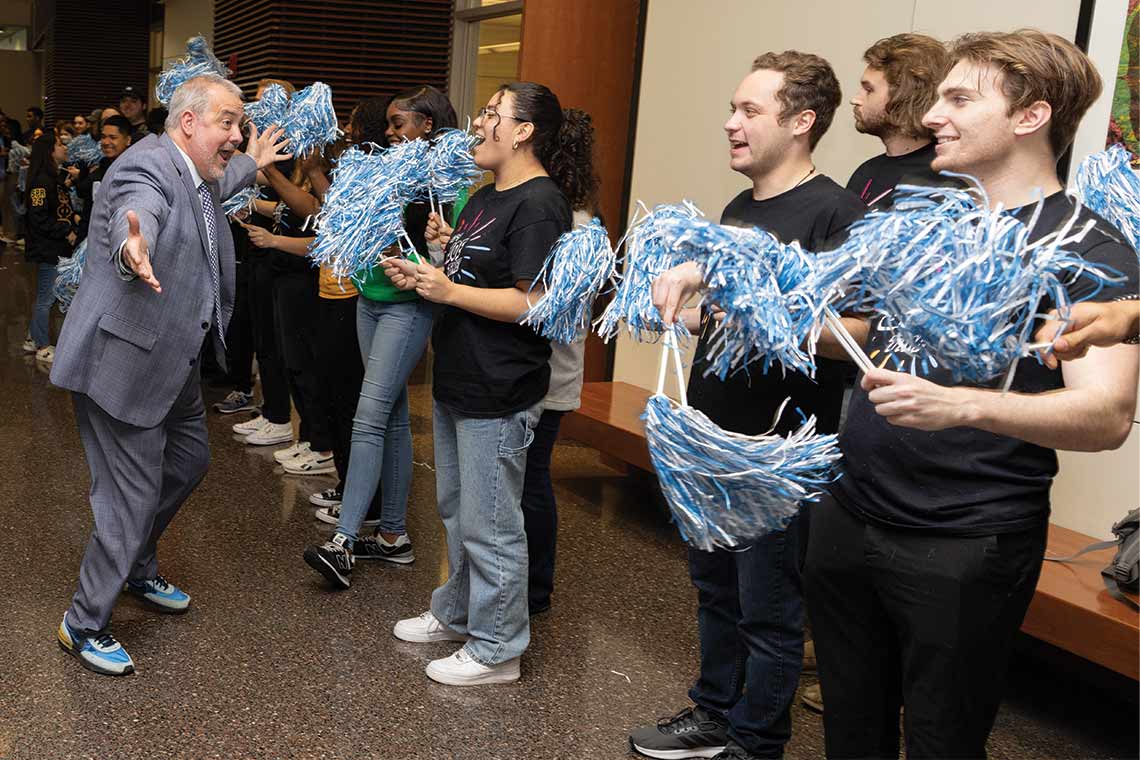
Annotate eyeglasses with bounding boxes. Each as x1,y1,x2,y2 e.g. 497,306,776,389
477,106,522,122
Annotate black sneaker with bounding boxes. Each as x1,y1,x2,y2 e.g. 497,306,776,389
353,534,415,564
711,742,763,760
213,391,257,415
303,534,354,589
629,706,729,759
309,487,342,508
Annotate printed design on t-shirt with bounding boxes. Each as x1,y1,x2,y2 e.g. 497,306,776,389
442,208,495,282
30,187,46,207
867,314,938,374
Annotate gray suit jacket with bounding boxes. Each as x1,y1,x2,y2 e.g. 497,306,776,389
51,133,258,428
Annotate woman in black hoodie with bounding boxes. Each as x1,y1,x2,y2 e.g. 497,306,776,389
24,131,78,363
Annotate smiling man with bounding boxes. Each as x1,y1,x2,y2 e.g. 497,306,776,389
802,30,1139,759
629,52,864,760
846,33,950,208
50,74,291,676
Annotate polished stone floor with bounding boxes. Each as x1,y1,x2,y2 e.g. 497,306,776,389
0,249,1136,759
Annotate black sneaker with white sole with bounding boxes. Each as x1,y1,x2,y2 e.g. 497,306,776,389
309,487,342,508
353,534,415,564
629,706,729,759
303,534,354,589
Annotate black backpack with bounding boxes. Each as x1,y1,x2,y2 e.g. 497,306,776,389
1046,509,1139,611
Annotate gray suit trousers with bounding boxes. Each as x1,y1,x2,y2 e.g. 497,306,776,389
66,369,209,633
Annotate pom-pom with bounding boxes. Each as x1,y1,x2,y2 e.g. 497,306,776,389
520,218,615,344
66,134,102,168
644,392,842,552
155,36,231,107
222,185,263,218
280,82,340,155
54,238,88,313
658,216,819,379
426,128,483,205
1075,143,1140,253
810,182,1125,383
7,141,30,173
243,83,290,131
595,201,704,342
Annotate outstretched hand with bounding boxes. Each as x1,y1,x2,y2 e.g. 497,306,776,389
1034,301,1140,369
651,261,704,325
244,122,293,170
124,210,161,293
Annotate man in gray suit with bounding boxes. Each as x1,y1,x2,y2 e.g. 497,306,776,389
51,74,291,675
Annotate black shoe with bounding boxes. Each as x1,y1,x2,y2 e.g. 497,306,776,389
711,742,763,760
353,534,415,564
303,534,354,589
528,599,551,616
629,706,729,759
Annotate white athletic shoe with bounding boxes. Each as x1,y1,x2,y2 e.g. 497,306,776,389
273,441,311,464
245,421,293,446
426,648,520,686
35,346,54,363
393,611,467,644
282,450,336,475
232,415,268,435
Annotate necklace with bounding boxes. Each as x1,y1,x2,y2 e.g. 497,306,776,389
792,165,816,189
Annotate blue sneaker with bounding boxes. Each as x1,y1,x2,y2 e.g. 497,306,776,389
57,615,135,676
124,575,191,613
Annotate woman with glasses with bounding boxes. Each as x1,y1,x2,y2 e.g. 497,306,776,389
384,82,595,686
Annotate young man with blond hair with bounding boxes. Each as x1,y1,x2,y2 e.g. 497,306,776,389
802,30,1138,758
847,33,951,207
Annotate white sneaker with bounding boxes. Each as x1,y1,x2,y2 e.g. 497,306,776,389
21,337,35,353
426,648,520,686
35,345,55,363
245,421,294,446
232,415,268,435
273,441,311,464
393,611,467,644
282,450,336,475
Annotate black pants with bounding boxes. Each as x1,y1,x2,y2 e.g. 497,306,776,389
521,408,565,610
248,256,291,424
224,226,255,394
314,295,380,519
802,495,1046,760
272,268,330,450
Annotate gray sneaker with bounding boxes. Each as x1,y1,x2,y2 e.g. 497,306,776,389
629,706,729,759
213,391,257,415
354,533,415,564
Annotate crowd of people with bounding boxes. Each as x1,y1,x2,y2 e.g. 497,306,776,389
3,25,1137,760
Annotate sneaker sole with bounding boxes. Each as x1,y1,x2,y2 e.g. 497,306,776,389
214,405,257,415
282,464,337,476
425,660,519,686
628,743,727,760
246,433,294,446
123,588,190,614
302,547,351,590
392,623,467,644
357,551,415,565
309,495,342,508
57,634,134,677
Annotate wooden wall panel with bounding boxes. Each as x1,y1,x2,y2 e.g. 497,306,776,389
40,0,152,123
213,0,454,119
518,0,643,382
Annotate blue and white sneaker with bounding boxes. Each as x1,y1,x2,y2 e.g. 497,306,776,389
124,575,191,612
57,615,135,676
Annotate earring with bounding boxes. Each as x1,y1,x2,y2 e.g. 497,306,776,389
512,140,519,150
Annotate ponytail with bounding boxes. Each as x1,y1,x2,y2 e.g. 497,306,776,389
500,82,600,213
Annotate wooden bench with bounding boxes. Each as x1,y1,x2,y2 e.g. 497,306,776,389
563,381,1140,680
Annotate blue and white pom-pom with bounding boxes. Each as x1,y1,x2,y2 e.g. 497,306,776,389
222,185,263,218
155,36,231,106
521,218,614,344
595,201,704,342
54,238,88,313
280,82,339,155
66,134,102,168
810,181,1124,383
308,145,411,278
244,83,290,131
658,216,819,379
426,128,483,207
7,141,30,173
1075,143,1140,254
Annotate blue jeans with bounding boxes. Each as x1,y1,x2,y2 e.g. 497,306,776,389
335,297,434,541
30,261,56,348
688,513,804,758
430,400,541,666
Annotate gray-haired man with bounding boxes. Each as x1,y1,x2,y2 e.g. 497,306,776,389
51,74,291,675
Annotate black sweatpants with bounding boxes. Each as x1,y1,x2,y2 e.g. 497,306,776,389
248,256,291,424
802,495,1046,760
272,268,330,450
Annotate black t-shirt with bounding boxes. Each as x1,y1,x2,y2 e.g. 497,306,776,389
432,176,571,417
687,175,866,436
269,199,317,275
833,192,1140,536
846,142,942,209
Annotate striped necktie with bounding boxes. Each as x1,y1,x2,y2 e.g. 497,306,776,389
197,181,225,350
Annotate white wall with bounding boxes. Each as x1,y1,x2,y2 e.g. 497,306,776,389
619,0,1137,538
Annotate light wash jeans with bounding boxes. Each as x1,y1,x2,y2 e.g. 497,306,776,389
335,297,434,542
29,262,56,348
430,400,542,666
